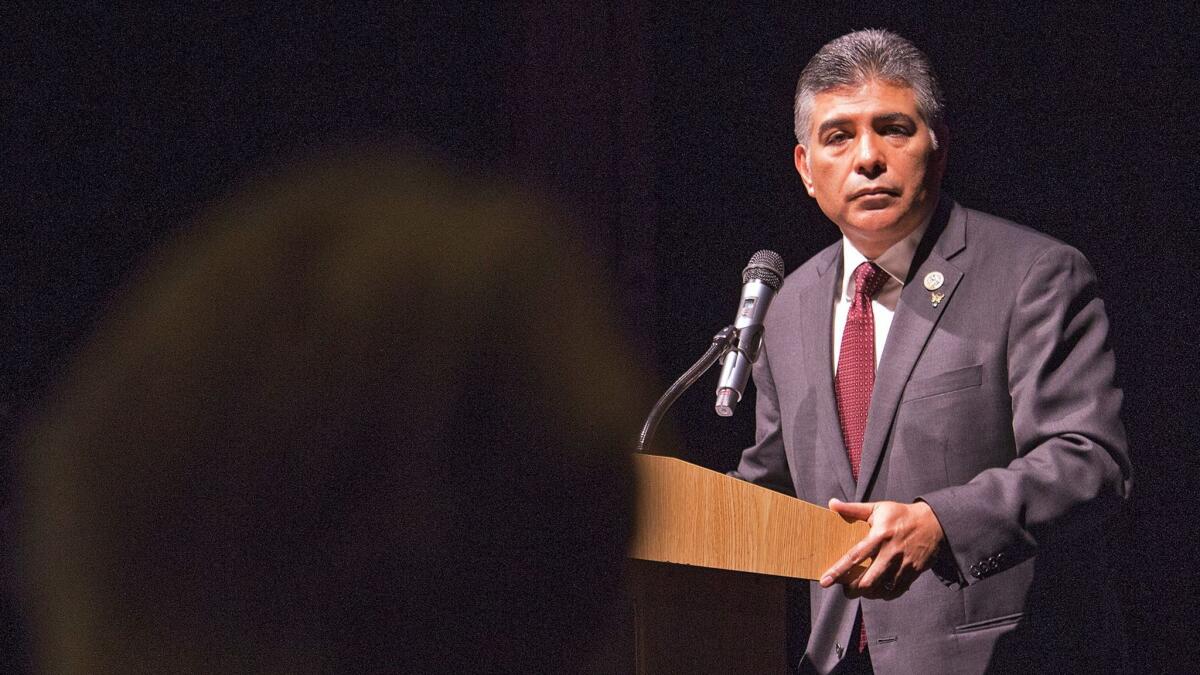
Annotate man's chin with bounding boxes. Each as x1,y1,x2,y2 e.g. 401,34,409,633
843,212,904,235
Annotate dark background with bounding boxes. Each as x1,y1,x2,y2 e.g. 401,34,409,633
4,3,1196,672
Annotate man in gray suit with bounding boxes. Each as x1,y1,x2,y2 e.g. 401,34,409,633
731,29,1131,674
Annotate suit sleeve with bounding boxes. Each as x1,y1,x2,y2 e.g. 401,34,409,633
727,337,797,497
919,245,1132,585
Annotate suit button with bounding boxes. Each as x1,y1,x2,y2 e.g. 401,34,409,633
835,642,844,659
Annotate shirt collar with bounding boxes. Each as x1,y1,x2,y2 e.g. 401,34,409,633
838,216,930,300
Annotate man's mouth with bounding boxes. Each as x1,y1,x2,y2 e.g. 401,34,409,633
850,187,900,200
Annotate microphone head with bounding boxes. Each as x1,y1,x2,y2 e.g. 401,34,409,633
742,250,785,290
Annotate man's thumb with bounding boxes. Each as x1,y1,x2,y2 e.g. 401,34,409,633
828,498,873,521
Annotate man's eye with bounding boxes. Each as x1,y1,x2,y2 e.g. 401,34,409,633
826,132,849,145
883,125,913,136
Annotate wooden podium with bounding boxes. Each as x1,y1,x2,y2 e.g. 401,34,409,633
627,454,868,674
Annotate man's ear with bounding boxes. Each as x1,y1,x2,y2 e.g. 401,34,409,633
794,144,815,197
932,123,950,179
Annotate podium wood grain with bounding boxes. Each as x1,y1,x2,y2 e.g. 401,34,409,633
629,454,870,580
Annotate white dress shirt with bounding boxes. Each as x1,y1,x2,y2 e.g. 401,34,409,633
832,220,929,374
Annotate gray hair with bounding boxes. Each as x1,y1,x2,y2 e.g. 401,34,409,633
793,29,945,148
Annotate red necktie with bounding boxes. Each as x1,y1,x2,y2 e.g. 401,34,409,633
835,261,888,655
836,261,888,482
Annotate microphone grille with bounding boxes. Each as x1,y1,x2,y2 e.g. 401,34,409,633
742,249,785,290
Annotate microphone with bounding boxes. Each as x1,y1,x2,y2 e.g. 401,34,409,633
715,250,785,416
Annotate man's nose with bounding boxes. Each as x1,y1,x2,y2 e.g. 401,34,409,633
854,133,886,179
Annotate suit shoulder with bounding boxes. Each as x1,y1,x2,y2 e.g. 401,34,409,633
959,205,1092,270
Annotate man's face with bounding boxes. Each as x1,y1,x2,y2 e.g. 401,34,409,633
795,79,945,256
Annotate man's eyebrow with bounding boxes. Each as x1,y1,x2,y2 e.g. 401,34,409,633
874,112,917,126
815,112,917,138
816,118,850,137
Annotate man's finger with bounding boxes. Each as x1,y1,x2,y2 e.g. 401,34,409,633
853,550,898,593
828,498,874,522
819,536,879,587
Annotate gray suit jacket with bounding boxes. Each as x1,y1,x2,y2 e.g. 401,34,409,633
732,199,1131,674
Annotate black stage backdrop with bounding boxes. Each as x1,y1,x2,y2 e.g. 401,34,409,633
4,3,1196,672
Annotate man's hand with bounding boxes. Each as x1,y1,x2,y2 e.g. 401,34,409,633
819,499,945,600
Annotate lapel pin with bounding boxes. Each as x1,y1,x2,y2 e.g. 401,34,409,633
923,271,944,291
930,290,945,307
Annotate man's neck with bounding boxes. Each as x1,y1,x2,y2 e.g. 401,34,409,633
841,214,931,290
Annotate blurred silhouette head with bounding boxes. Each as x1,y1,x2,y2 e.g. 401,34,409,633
22,150,642,673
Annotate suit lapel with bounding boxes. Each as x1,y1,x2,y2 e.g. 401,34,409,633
855,200,967,501
797,245,857,501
